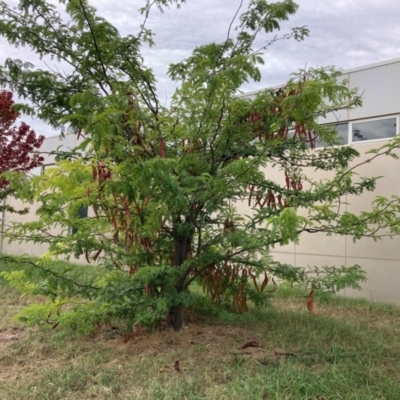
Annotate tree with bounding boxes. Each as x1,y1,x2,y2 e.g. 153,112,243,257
1,0,400,333
0,89,44,214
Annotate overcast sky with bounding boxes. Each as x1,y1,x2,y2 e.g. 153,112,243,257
1,0,400,136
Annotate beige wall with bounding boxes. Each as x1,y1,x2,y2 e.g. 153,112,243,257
2,196,59,257
0,133,85,257
272,140,400,306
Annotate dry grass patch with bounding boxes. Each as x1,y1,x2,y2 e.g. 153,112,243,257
1,286,400,399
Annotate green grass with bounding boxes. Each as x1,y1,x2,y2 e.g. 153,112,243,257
1,260,400,399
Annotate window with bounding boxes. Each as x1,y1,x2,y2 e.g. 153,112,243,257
29,164,56,176
316,123,348,148
42,164,57,173
352,117,397,142
334,123,349,145
70,206,88,235
320,116,398,147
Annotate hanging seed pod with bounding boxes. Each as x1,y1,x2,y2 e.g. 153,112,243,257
265,190,276,209
307,289,315,314
112,259,121,270
297,181,303,191
248,270,259,293
307,130,314,149
223,218,235,234
123,197,130,217
159,139,166,158
285,172,290,190
267,278,277,293
111,209,118,229
92,247,103,261
255,193,262,207
260,194,268,209
92,165,98,181
248,185,255,206
260,272,269,292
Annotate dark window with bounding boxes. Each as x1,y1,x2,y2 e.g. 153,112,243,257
42,164,56,173
334,123,349,145
352,117,397,142
316,123,349,148
70,206,88,235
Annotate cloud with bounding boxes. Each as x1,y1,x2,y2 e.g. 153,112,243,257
1,0,399,136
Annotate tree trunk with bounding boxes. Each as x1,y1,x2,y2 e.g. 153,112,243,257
168,223,192,332
168,304,184,332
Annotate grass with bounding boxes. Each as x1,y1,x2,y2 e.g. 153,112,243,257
1,260,400,399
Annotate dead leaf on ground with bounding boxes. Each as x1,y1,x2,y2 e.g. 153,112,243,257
0,331,23,342
241,340,260,350
274,349,296,357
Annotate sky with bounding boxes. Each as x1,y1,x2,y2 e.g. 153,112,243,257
1,0,400,136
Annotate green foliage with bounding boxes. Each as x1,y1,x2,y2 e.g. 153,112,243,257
1,0,400,332
0,256,206,332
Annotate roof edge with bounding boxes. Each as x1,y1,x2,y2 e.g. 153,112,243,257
239,57,400,98
341,57,400,74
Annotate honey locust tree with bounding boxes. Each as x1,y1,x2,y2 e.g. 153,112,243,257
1,0,400,333
0,89,44,215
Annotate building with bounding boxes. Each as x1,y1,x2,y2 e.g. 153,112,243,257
2,58,400,305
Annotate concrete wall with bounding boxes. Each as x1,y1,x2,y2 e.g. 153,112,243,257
271,141,400,305
2,59,400,305
1,133,85,257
